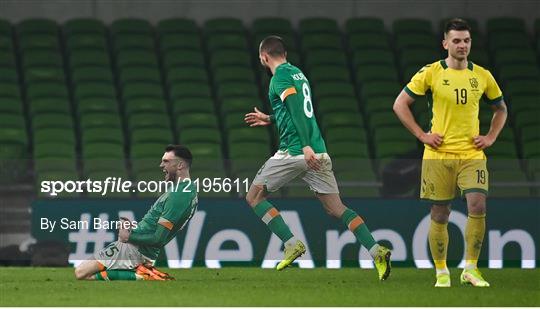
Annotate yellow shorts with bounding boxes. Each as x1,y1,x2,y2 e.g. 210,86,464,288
420,148,488,204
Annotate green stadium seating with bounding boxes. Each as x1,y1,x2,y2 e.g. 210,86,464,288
395,33,438,50
74,82,115,100
210,50,251,69
122,83,163,100
207,34,248,51
301,33,342,50
78,98,118,114
164,50,205,68
173,97,215,115
69,50,110,67
310,66,350,83
169,82,212,99
82,128,124,144
393,18,432,35
299,18,339,34
34,128,75,145
166,67,208,84
486,17,526,34
176,113,219,130
80,112,121,130
111,18,152,36
160,33,202,51
26,82,68,100
157,18,198,34
346,17,385,34
125,98,167,115
19,34,59,51
204,18,244,34
356,64,399,83
252,17,293,35
117,50,158,68
305,50,347,68
217,82,258,98
348,33,391,51
353,50,394,67
213,66,255,84
24,67,65,83
128,113,170,131
64,18,106,35
113,34,154,52
72,67,114,83
18,18,57,35
317,97,359,114
66,33,108,51
119,66,161,84
131,128,175,148
32,114,73,130
180,128,222,144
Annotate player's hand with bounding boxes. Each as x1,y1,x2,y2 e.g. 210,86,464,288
473,135,494,150
419,132,443,149
245,107,271,127
303,146,321,171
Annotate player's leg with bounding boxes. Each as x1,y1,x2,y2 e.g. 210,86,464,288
458,156,490,287
246,183,295,244
316,192,391,281
421,150,457,287
247,153,309,270
74,259,102,280
429,204,451,287
86,241,155,281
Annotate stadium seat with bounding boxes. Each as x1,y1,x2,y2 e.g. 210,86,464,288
66,33,108,51
353,50,394,67
110,18,152,36
345,17,385,34
82,127,124,145
170,82,212,99
173,97,215,115
164,50,205,68
160,33,202,52
176,113,219,130
64,18,106,36
72,67,114,84
128,113,170,131
80,112,122,130
204,18,244,34
310,65,350,83
206,34,248,51
393,18,433,36
18,18,58,36
157,18,198,34
299,18,339,34
252,17,293,35
180,128,222,145
486,17,526,34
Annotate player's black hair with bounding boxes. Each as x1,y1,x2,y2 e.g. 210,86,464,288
444,18,471,34
259,35,287,58
165,144,192,167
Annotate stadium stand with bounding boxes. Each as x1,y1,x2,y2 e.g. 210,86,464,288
0,16,537,197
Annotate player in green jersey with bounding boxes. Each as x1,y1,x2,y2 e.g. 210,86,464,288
244,36,391,280
74,145,198,281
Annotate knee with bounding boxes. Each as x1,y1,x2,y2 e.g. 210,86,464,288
74,266,87,280
245,186,264,207
431,205,451,223
468,199,486,215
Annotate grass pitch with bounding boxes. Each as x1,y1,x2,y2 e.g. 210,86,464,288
0,267,538,306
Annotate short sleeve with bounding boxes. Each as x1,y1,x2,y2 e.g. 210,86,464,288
272,73,297,102
484,70,503,105
404,64,432,98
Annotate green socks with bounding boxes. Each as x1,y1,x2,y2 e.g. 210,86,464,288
253,200,294,242
341,208,377,250
95,270,137,281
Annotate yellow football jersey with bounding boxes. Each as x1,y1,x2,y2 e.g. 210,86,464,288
405,60,503,154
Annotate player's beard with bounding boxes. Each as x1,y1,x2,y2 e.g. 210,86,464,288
164,170,178,182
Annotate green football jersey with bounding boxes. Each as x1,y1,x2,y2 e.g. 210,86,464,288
268,62,327,155
132,180,198,259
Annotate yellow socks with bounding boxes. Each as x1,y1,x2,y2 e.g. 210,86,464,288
429,220,449,274
465,213,486,270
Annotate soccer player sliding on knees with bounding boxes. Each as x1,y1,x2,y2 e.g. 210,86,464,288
74,145,198,281
244,36,391,280
393,19,507,287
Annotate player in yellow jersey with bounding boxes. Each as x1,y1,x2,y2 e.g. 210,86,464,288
393,18,507,287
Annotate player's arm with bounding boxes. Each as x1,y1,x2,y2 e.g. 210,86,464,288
393,90,442,149
474,71,507,150
282,89,321,170
245,107,273,126
126,223,169,247
126,193,188,246
393,64,442,149
474,100,507,150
